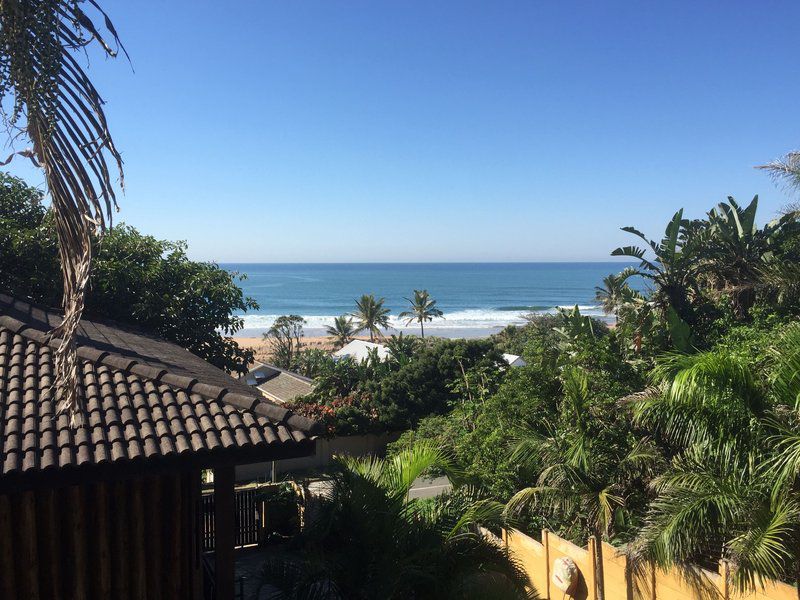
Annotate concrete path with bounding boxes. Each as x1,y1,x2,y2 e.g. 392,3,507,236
408,476,452,499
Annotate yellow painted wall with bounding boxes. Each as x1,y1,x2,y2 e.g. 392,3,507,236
504,529,798,600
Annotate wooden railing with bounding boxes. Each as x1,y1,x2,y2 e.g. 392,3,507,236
202,486,264,551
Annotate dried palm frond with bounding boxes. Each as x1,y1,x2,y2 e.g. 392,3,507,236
0,0,125,422
757,151,800,195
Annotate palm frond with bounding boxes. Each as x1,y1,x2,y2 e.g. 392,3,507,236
0,1,125,420
385,440,456,497
757,151,800,194
771,323,800,411
726,496,799,593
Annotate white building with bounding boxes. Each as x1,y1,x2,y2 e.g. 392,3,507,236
333,339,391,362
502,353,527,368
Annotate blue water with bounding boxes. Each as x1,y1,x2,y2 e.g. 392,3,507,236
222,262,639,337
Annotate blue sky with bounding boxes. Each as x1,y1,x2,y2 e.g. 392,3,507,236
9,1,800,262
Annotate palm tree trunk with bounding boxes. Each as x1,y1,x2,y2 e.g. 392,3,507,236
420,321,424,338
593,532,605,600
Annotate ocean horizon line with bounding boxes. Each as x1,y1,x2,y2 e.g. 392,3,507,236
219,260,639,266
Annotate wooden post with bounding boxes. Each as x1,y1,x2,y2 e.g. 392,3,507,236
719,560,730,600
187,470,204,600
112,480,130,600
65,486,87,600
166,474,183,599
542,530,551,599
587,535,598,600
93,482,112,599
145,476,163,600
38,488,62,600
18,490,40,600
0,494,16,599
130,479,147,600
650,562,657,600
214,465,236,600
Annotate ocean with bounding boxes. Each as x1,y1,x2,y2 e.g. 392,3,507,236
223,262,640,338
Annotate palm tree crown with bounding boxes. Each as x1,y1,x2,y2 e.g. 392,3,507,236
398,289,444,338
352,294,391,342
628,325,800,593
594,267,638,317
326,315,356,349
507,367,660,600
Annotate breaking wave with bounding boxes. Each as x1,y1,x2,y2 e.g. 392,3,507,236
238,305,604,333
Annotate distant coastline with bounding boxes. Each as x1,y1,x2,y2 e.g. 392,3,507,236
224,262,633,338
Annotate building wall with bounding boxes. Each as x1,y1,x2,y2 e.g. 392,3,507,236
236,432,401,481
504,529,797,600
0,472,203,600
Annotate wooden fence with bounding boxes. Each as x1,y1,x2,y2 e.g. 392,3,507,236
503,529,798,600
202,487,263,551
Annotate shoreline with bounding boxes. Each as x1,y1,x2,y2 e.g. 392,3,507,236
234,326,501,340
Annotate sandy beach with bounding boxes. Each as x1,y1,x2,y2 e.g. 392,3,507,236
233,335,370,363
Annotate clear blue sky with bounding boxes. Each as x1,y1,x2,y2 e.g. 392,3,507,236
10,1,800,262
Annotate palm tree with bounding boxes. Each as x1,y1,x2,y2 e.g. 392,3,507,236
399,289,444,338
612,209,701,326
594,267,638,318
326,315,356,350
352,294,391,342
627,326,800,593
0,3,125,419
259,442,536,599
507,368,660,600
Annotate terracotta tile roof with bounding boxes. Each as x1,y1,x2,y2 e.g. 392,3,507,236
0,294,320,478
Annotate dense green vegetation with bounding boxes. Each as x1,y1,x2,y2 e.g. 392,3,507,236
260,442,535,599
290,336,504,435
0,172,257,373
383,193,800,593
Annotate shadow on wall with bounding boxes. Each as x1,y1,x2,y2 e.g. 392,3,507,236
503,528,798,600
235,432,401,482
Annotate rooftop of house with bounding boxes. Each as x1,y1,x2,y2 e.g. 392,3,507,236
333,339,391,362
502,353,527,367
241,362,314,404
0,294,319,486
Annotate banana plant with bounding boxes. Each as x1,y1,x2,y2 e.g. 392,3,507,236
612,209,700,327
705,195,799,319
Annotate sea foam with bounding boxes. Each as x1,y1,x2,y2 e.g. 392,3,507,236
238,305,604,333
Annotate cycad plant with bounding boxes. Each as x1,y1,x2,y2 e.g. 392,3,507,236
352,294,391,342
326,315,356,349
0,1,126,419
399,289,444,338
259,442,537,599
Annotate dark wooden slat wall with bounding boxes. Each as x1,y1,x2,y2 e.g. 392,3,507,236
0,472,202,600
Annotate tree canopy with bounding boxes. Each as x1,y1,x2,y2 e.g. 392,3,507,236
0,172,257,373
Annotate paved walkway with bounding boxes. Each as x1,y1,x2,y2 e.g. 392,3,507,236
408,476,452,499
